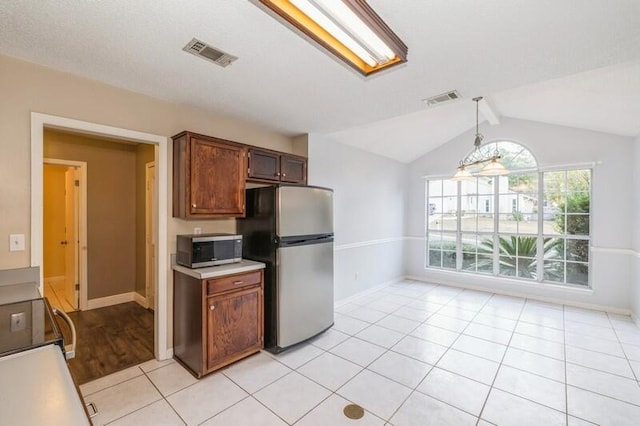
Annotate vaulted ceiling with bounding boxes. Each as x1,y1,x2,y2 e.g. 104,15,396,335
1,0,639,163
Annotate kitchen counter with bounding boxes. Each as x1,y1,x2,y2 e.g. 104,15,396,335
0,345,90,425
172,259,265,279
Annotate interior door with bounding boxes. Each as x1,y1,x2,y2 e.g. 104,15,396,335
145,162,156,310
63,167,78,310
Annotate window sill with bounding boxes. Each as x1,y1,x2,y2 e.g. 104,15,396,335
422,267,594,296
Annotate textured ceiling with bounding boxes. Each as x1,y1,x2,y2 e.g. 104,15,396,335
1,0,639,162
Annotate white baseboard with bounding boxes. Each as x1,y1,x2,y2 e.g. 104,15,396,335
87,292,137,310
160,348,174,361
133,292,148,309
335,276,404,307
405,275,632,316
633,313,640,328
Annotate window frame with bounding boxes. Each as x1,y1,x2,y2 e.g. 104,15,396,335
425,156,592,289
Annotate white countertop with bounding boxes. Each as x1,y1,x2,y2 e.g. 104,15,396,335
173,259,265,279
0,345,90,425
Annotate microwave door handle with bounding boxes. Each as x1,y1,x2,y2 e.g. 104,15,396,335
53,307,77,360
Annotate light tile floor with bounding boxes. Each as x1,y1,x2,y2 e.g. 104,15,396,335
81,280,640,425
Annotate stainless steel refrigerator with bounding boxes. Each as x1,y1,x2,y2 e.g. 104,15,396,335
237,185,334,352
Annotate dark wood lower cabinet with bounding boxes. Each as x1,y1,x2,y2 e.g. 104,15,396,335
206,286,263,370
173,269,264,378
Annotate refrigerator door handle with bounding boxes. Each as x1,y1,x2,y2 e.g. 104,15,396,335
277,234,334,246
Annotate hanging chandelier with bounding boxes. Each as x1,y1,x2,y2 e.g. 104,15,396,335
451,97,509,181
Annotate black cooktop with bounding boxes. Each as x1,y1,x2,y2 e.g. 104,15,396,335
0,297,64,357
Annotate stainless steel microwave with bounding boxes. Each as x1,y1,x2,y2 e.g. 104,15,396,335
176,233,242,268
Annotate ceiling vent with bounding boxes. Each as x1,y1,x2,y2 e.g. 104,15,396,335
182,38,238,68
423,90,462,107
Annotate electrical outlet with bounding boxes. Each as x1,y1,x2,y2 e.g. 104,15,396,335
9,234,25,252
10,312,26,332
193,227,202,235
354,272,359,280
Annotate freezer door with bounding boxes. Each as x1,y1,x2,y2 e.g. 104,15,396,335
277,186,333,237
277,241,334,349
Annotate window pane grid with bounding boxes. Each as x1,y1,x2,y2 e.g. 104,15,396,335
542,169,591,286
426,179,458,271
425,146,590,289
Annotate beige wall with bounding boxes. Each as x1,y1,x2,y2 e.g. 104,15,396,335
0,54,293,269
0,54,294,351
136,144,155,297
43,165,67,278
45,130,138,300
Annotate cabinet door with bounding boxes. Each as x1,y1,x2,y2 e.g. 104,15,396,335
207,286,263,370
280,154,307,184
190,137,246,216
248,149,280,181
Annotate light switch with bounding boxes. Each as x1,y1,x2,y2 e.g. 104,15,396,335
9,234,25,252
11,312,26,332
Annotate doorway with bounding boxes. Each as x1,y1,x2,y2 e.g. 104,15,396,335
41,130,158,383
31,113,169,360
43,160,87,312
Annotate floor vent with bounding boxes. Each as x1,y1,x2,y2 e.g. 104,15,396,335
423,90,462,106
182,38,238,68
343,404,365,419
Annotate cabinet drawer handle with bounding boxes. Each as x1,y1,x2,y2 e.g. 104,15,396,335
233,280,244,285
275,172,280,177
210,305,215,311
192,203,197,208
282,173,286,178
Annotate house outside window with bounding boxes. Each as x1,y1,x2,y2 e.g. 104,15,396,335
426,141,591,287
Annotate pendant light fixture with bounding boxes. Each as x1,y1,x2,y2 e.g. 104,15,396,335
451,97,508,181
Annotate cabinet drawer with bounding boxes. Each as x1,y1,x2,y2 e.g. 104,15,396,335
207,271,262,295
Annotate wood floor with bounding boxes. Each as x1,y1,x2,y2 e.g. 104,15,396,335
58,302,155,385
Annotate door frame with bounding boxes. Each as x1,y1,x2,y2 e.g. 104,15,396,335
43,158,87,310
31,113,170,360
145,161,156,310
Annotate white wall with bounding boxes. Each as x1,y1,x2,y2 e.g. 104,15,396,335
307,134,408,301
632,135,640,323
406,117,636,312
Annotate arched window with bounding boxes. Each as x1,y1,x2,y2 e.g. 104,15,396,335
475,141,537,171
426,141,591,288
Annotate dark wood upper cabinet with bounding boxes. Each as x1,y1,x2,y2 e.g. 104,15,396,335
173,132,246,218
247,149,280,181
280,154,307,183
248,148,307,184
